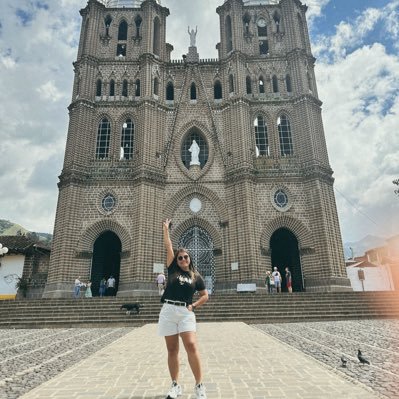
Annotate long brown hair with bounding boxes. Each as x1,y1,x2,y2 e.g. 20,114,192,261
174,248,198,280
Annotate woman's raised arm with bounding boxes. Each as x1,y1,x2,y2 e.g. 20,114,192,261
163,218,174,267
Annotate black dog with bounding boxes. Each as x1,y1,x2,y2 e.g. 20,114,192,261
120,303,142,315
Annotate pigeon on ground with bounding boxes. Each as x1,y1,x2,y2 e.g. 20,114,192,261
357,349,370,365
341,355,348,368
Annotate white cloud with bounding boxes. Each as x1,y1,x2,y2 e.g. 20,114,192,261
37,80,65,102
317,43,399,240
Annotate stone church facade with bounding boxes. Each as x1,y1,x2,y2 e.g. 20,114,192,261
43,0,350,298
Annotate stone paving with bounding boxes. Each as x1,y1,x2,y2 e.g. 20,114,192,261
0,328,132,399
255,319,399,399
0,321,390,399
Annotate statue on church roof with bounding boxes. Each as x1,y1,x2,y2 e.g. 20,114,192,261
188,26,198,47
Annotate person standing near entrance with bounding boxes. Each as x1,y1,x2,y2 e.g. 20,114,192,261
156,272,166,296
159,218,209,399
106,275,116,296
74,276,82,298
99,277,106,297
265,271,272,294
285,267,292,293
272,267,282,293
85,280,92,298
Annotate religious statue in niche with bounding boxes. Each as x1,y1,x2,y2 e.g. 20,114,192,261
189,139,200,166
188,26,197,47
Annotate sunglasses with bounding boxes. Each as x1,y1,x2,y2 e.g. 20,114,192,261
177,255,189,261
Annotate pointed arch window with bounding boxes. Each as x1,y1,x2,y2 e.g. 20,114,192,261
225,15,233,53
118,20,128,40
153,17,161,56
109,79,115,96
105,15,112,36
229,74,234,93
190,83,197,100
181,129,209,169
96,118,111,159
246,76,252,94
286,74,292,93
214,80,222,100
254,115,269,156
272,75,279,93
135,79,141,97
135,15,142,37
259,77,265,94
96,79,102,97
307,71,313,93
243,13,251,34
278,114,293,156
153,77,159,96
121,119,134,160
116,20,127,57
122,79,128,97
273,12,281,33
166,82,174,101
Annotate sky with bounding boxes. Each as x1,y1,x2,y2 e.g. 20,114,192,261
0,0,398,248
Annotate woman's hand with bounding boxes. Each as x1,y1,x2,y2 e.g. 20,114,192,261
163,218,171,229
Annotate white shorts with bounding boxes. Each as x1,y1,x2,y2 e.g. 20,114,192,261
158,303,196,336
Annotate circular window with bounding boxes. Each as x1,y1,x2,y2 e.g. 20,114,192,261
102,194,116,212
274,189,288,208
189,197,202,213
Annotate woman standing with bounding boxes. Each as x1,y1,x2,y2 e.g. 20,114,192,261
84,281,92,298
159,218,209,399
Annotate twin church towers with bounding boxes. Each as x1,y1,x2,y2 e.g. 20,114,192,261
43,0,350,298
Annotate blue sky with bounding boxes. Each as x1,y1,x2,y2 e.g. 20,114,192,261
0,0,398,254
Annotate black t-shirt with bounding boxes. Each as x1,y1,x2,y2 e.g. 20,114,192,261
161,260,206,305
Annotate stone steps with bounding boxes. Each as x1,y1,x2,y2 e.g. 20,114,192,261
0,291,398,328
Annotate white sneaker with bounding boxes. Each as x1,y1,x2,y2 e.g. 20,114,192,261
195,383,207,399
166,381,182,399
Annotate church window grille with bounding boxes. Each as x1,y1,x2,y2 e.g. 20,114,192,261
278,114,293,156
181,130,208,169
153,17,161,56
259,77,265,94
102,194,116,212
190,83,197,100
96,118,111,159
229,75,234,93
274,189,288,208
96,79,102,97
122,80,128,97
166,82,174,101
109,79,115,96
121,119,134,160
135,79,140,97
272,75,279,93
254,116,269,156
214,80,222,100
246,76,252,94
286,74,292,93
225,15,233,53
178,226,215,294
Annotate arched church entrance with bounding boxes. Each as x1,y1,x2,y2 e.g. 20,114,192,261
270,228,303,292
179,226,215,294
91,231,121,296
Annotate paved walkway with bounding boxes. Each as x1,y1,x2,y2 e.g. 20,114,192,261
19,322,379,399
